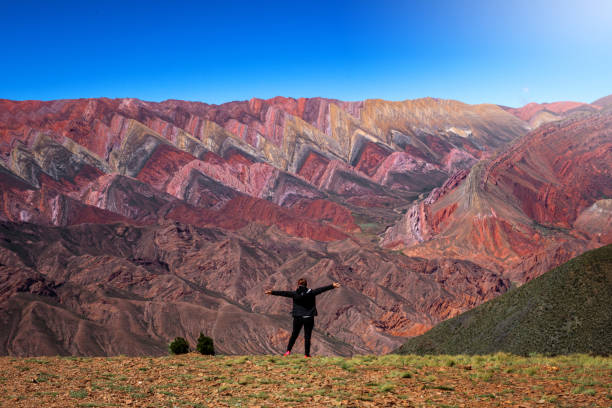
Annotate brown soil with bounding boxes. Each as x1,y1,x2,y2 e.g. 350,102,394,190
1,354,610,407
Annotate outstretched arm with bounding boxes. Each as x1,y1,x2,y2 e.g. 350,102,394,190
265,289,294,297
312,282,341,295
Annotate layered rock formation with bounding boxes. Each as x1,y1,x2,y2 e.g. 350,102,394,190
0,220,510,356
0,97,527,205
383,111,612,283
0,94,608,356
502,100,602,128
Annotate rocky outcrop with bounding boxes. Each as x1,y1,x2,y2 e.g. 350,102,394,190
0,221,508,356
383,112,612,283
574,199,612,244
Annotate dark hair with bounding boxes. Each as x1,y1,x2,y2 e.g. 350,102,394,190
297,278,307,287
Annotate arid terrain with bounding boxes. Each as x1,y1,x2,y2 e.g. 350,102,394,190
3,4,611,408
1,353,610,407
0,96,611,356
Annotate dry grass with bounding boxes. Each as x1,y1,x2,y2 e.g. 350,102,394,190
0,353,610,407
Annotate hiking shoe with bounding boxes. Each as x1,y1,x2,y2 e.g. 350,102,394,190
283,351,291,357
304,355,311,358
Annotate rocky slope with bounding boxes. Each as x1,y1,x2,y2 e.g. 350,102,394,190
0,95,609,356
397,244,612,356
502,101,602,128
383,111,612,283
592,94,612,108
0,220,510,356
0,97,528,237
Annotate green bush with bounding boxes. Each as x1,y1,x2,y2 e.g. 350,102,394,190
196,333,215,355
169,337,190,355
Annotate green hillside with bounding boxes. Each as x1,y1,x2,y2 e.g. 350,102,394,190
398,244,612,356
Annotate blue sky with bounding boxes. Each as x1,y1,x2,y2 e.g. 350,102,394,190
1,0,611,107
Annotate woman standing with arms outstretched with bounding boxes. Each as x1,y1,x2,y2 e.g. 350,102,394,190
265,278,340,357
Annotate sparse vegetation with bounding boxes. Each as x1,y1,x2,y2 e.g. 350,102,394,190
35,372,58,383
398,245,612,356
378,382,395,392
196,333,215,355
168,337,190,355
69,389,88,398
1,353,610,407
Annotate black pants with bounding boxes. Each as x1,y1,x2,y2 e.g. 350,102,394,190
287,316,314,356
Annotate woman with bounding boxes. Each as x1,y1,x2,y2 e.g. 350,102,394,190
265,278,340,357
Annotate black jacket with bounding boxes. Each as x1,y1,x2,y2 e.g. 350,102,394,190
271,284,335,317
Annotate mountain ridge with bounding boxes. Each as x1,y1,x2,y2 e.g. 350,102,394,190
0,95,609,356
383,111,612,283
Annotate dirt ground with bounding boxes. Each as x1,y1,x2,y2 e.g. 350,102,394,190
0,353,610,407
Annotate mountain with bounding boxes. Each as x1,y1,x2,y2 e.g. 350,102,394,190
0,97,527,234
592,94,612,109
502,101,601,128
0,96,526,356
0,95,608,356
383,111,612,284
0,220,511,356
396,244,612,356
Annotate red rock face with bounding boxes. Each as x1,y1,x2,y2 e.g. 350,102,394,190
354,142,392,176
219,196,350,241
136,144,196,191
384,113,612,283
7,94,600,357
289,198,359,232
297,151,330,185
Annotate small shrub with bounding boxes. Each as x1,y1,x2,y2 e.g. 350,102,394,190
196,333,215,355
168,337,190,355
